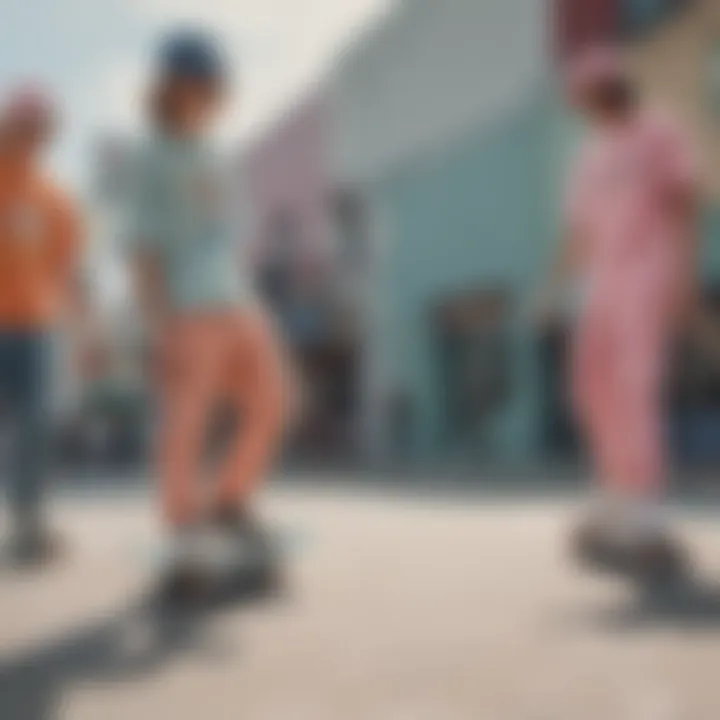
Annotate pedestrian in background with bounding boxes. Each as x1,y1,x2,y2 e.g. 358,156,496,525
0,87,93,565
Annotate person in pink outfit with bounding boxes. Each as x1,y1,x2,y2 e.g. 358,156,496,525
540,47,700,577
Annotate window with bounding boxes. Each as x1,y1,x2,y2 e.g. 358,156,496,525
435,289,513,445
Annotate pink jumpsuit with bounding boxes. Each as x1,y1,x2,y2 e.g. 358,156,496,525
566,111,696,497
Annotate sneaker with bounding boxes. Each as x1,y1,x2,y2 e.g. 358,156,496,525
571,514,688,583
213,506,276,557
211,506,284,596
158,563,213,607
156,527,214,607
626,532,689,585
570,515,621,573
6,525,65,569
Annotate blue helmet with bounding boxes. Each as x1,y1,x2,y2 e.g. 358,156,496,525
156,30,228,83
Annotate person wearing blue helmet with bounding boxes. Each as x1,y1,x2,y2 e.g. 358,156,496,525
157,30,228,84
127,30,293,604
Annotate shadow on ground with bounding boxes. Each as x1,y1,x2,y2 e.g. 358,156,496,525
561,575,720,632
0,589,267,720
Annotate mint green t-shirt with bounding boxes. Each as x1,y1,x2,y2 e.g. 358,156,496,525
127,134,251,311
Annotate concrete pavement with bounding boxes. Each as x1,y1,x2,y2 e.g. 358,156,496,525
2,483,720,719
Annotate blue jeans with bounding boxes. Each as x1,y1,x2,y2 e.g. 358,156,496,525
0,331,50,526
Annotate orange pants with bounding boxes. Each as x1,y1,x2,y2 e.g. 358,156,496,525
157,310,288,526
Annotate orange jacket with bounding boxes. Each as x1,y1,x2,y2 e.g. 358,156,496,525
0,158,82,329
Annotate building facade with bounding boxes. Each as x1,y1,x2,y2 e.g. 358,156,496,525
241,0,720,469
238,97,369,460
327,0,557,465
328,0,720,467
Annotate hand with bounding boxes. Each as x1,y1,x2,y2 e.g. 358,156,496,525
671,273,701,334
688,306,720,365
528,285,561,331
78,338,111,380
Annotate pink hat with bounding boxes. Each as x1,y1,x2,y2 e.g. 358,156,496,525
565,46,628,103
2,84,57,127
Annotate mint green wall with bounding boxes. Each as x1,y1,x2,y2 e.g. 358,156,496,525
370,91,563,463
367,83,720,465
369,90,720,465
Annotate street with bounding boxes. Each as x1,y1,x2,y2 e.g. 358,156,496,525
3,481,720,719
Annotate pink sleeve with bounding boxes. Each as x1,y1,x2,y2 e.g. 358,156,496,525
650,117,698,199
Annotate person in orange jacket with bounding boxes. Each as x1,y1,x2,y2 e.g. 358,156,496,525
0,86,95,565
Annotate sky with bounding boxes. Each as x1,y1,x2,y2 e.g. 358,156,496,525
0,0,392,189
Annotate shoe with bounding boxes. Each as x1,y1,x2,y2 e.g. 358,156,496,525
7,526,65,569
211,506,284,597
570,516,622,573
212,506,276,559
571,514,688,583
155,525,215,607
626,533,689,586
157,563,214,607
